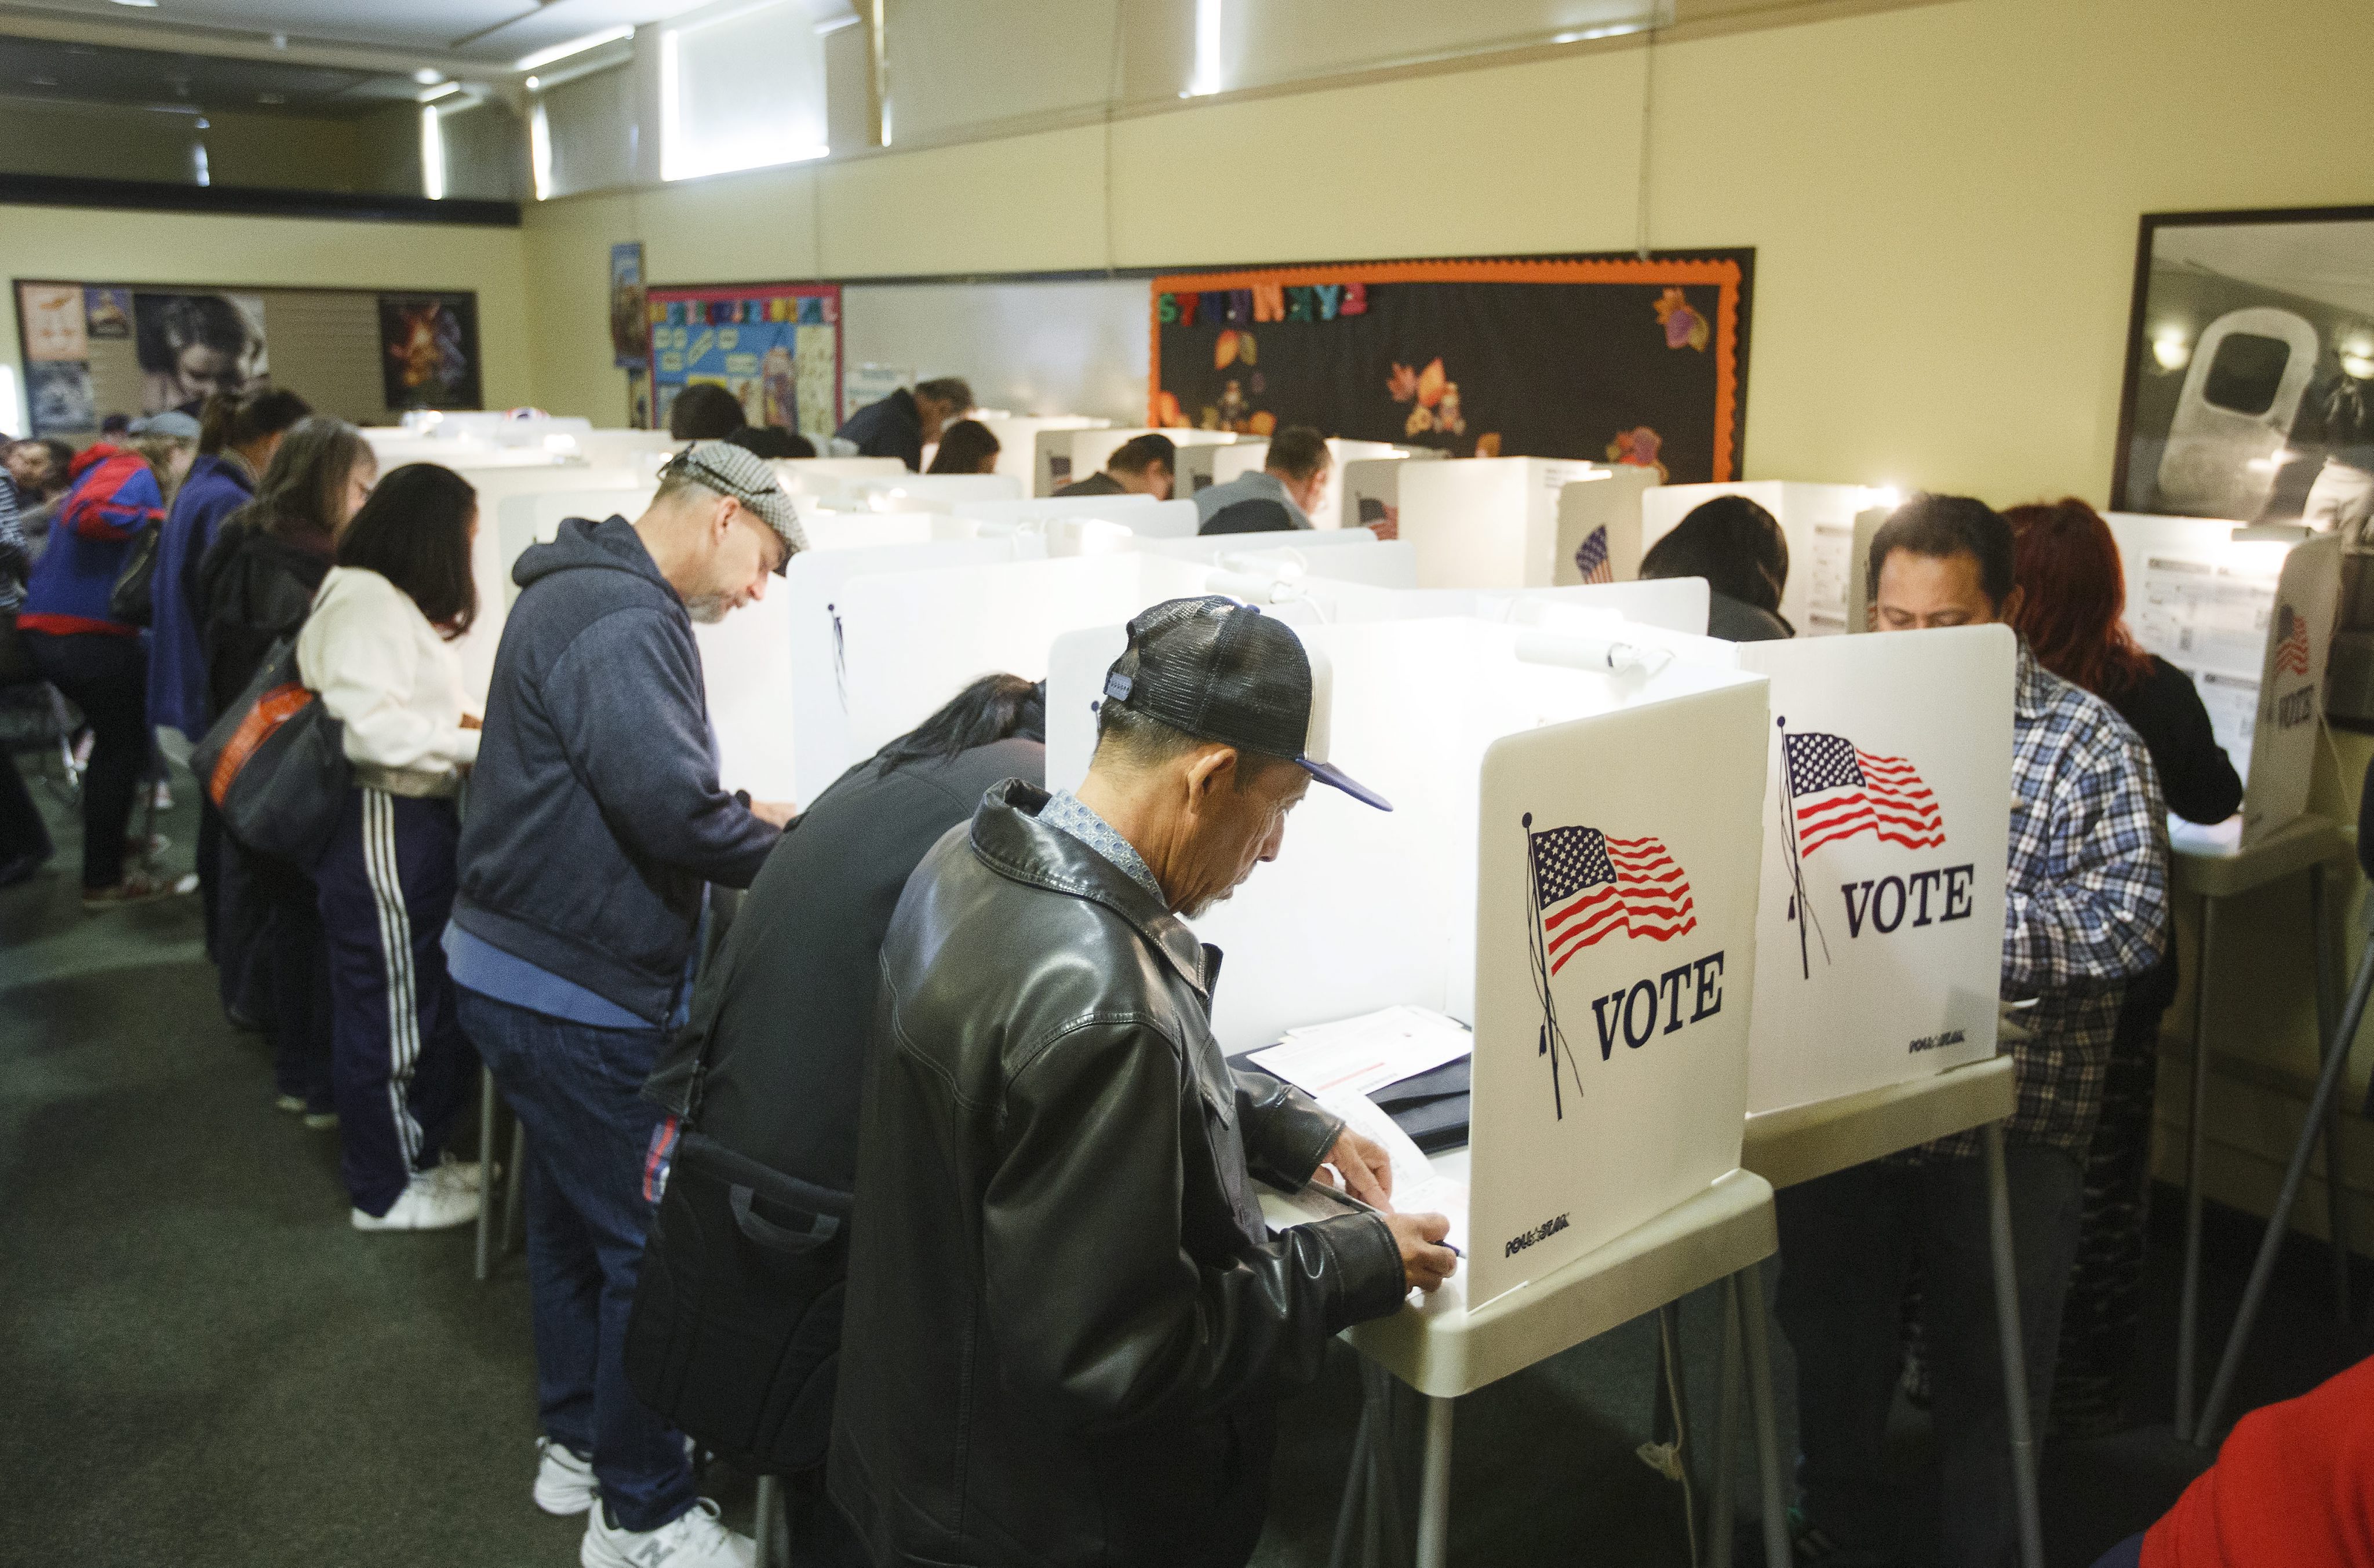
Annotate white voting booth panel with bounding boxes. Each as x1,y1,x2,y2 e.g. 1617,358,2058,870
833,552,1220,767
1046,615,1768,1308
970,414,1106,488
1731,628,2014,1115
771,458,912,509
1644,482,1895,637
2099,512,2302,794
834,473,1024,512
2243,534,2342,844
1338,451,1447,535
451,465,646,702
1399,457,1607,590
1556,469,1659,586
952,495,1200,539
785,538,1068,802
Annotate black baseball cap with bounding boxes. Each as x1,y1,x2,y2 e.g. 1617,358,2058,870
1101,596,1391,811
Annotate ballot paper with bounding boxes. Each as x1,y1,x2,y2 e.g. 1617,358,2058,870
1270,1085,1471,1258
1248,1005,1474,1102
1805,522,1854,636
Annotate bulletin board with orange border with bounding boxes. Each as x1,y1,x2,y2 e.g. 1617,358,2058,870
1149,253,1751,484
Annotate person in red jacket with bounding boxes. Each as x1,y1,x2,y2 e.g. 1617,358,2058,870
18,432,179,907
2088,1352,2374,1567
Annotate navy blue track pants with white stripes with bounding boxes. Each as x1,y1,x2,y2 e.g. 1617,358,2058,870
317,787,474,1217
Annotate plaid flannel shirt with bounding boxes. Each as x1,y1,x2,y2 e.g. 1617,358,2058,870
1902,641,2170,1163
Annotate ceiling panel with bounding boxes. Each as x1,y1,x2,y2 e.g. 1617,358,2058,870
0,0,719,64
0,32,410,113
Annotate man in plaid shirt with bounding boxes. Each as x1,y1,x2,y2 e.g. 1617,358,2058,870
1774,495,2169,1568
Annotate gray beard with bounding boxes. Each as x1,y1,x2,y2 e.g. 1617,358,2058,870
685,594,729,624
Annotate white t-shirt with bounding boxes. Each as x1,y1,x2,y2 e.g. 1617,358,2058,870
297,566,480,777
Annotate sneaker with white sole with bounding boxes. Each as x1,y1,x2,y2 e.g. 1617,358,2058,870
581,1499,752,1568
436,1151,493,1191
350,1166,482,1231
534,1437,598,1516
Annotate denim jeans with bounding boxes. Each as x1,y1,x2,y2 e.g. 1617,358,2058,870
1774,1144,2084,1568
457,987,695,1533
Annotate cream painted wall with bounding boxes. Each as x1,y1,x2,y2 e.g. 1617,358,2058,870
0,204,533,421
525,0,2367,514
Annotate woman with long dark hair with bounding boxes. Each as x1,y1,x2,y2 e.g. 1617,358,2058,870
926,419,1002,476
2005,497,2240,1435
199,417,378,1125
1638,493,1795,641
300,464,484,1230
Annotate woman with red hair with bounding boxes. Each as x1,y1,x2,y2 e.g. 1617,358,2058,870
2005,497,2241,1436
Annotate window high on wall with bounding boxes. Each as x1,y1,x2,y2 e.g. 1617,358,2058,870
662,0,848,182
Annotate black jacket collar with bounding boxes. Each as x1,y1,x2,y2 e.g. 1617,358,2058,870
968,779,1211,999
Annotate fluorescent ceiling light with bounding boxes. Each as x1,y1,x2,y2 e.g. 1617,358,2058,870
418,81,460,103
420,105,446,200
515,25,634,73
108,0,161,8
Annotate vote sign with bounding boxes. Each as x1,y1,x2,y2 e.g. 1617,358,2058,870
1735,627,2014,1114
1471,678,1768,1308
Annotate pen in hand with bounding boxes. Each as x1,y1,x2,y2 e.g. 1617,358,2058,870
1302,1177,1464,1259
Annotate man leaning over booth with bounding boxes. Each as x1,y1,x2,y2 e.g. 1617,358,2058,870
830,596,1456,1568
1773,495,2169,1568
448,442,803,1568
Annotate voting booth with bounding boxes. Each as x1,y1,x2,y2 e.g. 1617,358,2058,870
1207,437,1422,531
1397,457,1609,590
968,413,1106,488
1645,482,1897,636
1336,449,1448,536
1731,628,2015,1114
1041,426,1240,497
1556,468,1661,586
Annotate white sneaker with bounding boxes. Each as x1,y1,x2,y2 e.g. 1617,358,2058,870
436,1151,493,1191
534,1437,598,1516
580,1499,753,1568
350,1168,482,1231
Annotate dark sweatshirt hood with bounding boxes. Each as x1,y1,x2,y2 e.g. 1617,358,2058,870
513,513,672,595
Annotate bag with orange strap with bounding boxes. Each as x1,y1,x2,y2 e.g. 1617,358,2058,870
190,636,351,868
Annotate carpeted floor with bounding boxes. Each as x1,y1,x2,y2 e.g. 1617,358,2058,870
2,762,2364,1567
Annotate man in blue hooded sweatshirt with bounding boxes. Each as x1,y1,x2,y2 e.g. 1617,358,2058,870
448,440,803,1568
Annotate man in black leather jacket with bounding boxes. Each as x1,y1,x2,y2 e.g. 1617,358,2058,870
831,597,1457,1568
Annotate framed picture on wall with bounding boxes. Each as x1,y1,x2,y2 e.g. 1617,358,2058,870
378,291,483,411
2113,205,2374,530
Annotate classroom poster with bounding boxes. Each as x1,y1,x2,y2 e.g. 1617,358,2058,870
132,291,268,414
82,288,130,340
609,243,646,369
19,283,86,362
646,283,842,437
1150,253,1753,484
378,293,483,410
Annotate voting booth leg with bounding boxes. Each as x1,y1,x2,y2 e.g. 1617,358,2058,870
1705,1282,1743,1568
2193,913,2374,1446
2310,863,2352,1326
752,1475,783,1568
501,1117,529,1257
1655,1301,1701,1565
474,1066,499,1282
2174,894,2218,1441
1412,1396,1454,1568
1983,1124,2048,1568
1733,1264,1793,1568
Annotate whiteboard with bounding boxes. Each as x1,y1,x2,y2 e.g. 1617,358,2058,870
840,278,1148,425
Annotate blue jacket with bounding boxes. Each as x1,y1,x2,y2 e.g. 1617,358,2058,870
834,388,923,471
19,444,163,639
451,516,780,1024
148,453,255,735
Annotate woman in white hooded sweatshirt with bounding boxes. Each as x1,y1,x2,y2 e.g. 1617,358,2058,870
298,464,486,1231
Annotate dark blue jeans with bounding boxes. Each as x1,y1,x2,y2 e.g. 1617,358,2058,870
457,987,694,1533
1774,1144,2084,1568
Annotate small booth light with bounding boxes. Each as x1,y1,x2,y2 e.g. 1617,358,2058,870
2340,339,2374,381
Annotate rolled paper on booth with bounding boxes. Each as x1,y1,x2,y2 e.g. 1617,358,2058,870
1513,626,1674,678
1204,568,1306,605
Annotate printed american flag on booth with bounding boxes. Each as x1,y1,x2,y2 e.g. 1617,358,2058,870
1784,731,1946,858
2273,604,2311,677
1529,825,1696,973
1572,524,1612,585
